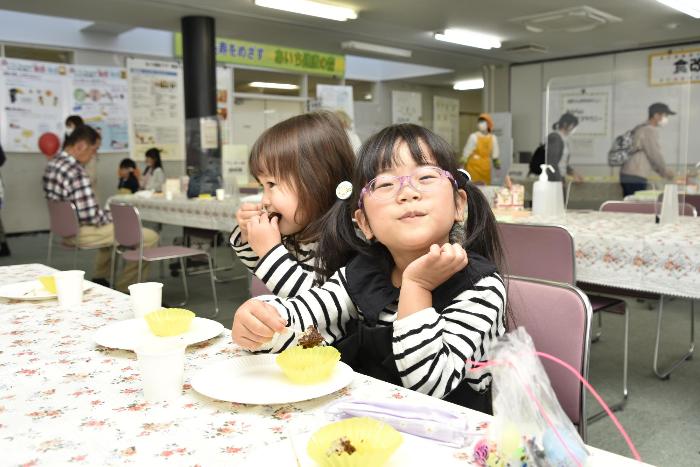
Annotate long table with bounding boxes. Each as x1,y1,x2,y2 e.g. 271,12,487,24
108,193,243,231
499,210,700,300
0,264,647,466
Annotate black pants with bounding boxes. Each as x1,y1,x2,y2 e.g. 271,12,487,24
620,174,648,197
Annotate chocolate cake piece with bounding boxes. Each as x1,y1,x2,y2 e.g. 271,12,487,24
298,326,324,349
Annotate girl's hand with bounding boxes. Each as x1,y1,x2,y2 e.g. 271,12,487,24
235,203,263,243
246,212,282,258
232,299,287,350
402,243,468,292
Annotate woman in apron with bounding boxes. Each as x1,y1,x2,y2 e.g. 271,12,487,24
461,113,500,185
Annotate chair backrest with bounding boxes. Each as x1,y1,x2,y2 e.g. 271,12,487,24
506,275,591,439
109,203,143,248
681,194,700,214
498,222,575,285
46,199,80,238
600,200,696,217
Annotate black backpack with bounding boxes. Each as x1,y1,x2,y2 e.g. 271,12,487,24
529,143,545,175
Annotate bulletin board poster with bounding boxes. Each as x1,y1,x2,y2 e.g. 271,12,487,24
316,84,355,128
432,96,459,149
392,90,422,125
216,66,234,145
0,58,67,152
558,88,610,136
127,58,185,161
67,65,129,153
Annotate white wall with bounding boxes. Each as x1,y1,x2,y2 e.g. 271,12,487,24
511,44,700,175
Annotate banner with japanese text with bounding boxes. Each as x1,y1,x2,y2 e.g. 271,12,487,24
174,33,344,78
649,48,700,86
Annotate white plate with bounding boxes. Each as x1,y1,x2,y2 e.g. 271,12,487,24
93,317,224,350
0,280,94,301
192,354,354,405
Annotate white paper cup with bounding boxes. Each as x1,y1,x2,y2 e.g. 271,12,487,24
215,188,225,201
53,270,85,308
135,340,186,403
128,282,163,319
165,190,173,201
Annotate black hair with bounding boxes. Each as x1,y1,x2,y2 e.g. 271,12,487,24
65,115,84,127
144,147,163,174
316,123,505,281
552,112,579,131
63,124,100,148
119,158,137,170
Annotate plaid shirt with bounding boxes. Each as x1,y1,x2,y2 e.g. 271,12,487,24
43,152,111,226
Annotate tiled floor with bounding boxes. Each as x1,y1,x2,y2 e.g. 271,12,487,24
1,226,697,466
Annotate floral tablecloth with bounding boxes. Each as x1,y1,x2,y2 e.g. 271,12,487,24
505,211,700,299
108,194,242,231
1,264,503,466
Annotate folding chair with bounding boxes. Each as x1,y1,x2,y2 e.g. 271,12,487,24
46,199,109,267
506,275,592,442
498,222,629,423
109,202,219,317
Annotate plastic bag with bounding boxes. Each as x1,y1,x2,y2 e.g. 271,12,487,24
483,327,588,466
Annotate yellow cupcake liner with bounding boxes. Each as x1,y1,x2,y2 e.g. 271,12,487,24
38,276,57,294
307,417,403,467
276,345,340,384
144,308,195,337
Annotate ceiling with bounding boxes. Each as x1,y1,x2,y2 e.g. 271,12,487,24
0,0,699,86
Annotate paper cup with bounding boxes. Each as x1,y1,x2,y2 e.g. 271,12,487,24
53,270,85,308
128,282,163,319
135,340,186,403
165,190,173,201
216,188,225,201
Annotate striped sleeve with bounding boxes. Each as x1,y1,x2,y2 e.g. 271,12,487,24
254,268,358,353
253,244,316,298
229,224,259,272
391,273,506,398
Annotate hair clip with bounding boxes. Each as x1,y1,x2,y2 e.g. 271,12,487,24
458,168,471,182
336,181,353,200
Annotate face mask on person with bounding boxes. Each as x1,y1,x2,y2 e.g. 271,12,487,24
477,121,488,132
66,126,74,136
658,115,669,127
569,127,577,136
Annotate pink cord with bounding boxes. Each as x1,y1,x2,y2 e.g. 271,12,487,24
469,351,641,462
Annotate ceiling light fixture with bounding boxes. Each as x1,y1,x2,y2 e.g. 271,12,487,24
435,29,501,49
655,0,700,18
254,0,357,21
341,41,412,58
453,79,485,91
249,81,300,90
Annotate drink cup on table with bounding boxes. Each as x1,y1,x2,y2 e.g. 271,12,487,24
216,188,225,201
53,270,85,308
128,282,163,319
135,340,186,403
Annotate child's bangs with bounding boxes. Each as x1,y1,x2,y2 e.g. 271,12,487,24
358,125,458,184
249,126,298,182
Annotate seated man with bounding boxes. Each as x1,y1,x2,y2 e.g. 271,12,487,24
43,125,158,291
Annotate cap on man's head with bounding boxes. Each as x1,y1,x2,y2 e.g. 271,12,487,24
648,102,676,117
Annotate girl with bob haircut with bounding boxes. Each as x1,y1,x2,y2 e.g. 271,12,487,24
230,110,356,297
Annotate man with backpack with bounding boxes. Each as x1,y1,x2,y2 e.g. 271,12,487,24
618,103,675,197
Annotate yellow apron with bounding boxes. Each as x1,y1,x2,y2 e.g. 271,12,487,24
466,133,493,185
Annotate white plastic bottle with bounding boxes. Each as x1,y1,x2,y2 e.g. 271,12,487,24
532,164,564,217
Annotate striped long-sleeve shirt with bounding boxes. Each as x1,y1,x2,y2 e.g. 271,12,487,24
229,225,317,298
256,255,506,399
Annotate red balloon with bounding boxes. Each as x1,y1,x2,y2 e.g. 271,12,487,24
38,132,61,158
